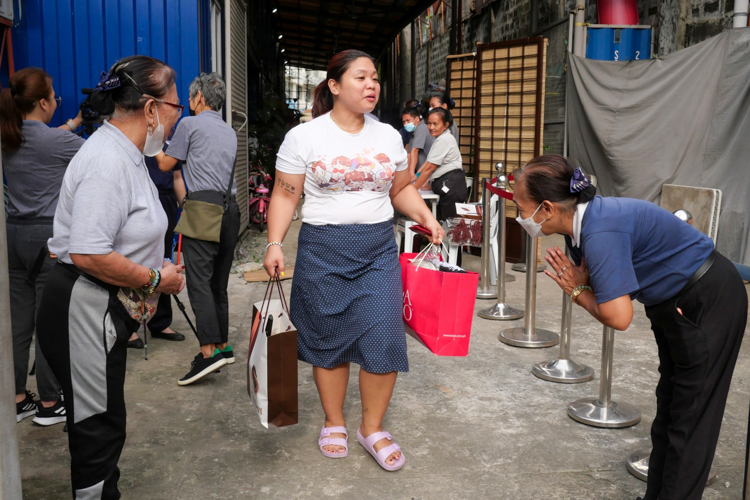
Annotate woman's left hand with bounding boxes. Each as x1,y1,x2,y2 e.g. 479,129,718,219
423,217,445,245
543,246,589,296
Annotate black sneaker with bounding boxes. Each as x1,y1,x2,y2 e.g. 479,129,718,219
220,345,235,365
16,391,37,422
178,350,228,386
33,399,66,426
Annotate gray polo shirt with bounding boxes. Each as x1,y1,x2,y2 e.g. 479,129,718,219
449,121,459,145
407,121,434,169
426,129,463,180
49,121,167,270
165,110,238,195
3,120,85,217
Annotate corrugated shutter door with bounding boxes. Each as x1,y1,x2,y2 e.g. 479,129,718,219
231,0,249,233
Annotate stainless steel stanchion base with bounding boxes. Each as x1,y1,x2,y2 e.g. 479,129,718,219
478,303,524,321
511,263,547,273
505,273,516,282
567,398,641,428
532,358,595,383
499,327,559,348
626,449,717,485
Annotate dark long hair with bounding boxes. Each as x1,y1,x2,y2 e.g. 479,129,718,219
514,155,596,212
89,55,176,116
432,92,455,110
312,49,377,118
0,68,54,153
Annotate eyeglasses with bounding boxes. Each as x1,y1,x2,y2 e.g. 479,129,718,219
54,96,62,106
154,98,185,114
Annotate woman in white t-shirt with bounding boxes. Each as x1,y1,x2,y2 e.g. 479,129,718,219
265,49,443,472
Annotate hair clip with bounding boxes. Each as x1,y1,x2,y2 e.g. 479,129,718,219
8,82,17,97
570,166,590,193
94,71,121,93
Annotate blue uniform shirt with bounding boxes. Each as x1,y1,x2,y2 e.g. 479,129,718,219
565,196,714,306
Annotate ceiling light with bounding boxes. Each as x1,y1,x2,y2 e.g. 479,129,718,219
278,34,283,39
272,8,278,13
281,48,285,53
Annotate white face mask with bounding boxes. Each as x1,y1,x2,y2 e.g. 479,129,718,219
516,202,546,239
143,106,165,157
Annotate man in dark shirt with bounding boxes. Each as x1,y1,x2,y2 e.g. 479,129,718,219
401,108,434,182
141,149,186,343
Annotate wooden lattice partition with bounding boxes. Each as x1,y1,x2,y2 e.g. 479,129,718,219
445,53,477,177
474,37,547,217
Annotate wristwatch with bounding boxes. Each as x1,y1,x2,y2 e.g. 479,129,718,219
66,119,78,131
570,285,593,304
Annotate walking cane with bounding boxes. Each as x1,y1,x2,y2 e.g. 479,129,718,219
172,235,199,340
173,295,199,341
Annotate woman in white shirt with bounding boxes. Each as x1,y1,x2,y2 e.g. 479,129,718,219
413,108,467,221
265,49,443,472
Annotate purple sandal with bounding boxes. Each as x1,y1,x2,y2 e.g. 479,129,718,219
319,426,348,458
356,429,405,471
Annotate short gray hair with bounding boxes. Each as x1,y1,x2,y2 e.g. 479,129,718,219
189,72,226,111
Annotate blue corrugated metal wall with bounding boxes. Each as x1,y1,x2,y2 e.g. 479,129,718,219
11,0,211,127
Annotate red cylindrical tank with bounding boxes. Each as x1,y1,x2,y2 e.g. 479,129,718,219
597,0,640,25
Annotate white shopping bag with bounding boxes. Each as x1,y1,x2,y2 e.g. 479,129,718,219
247,293,298,428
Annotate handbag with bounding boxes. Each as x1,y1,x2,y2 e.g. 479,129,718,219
174,156,237,243
400,243,480,356
117,287,160,324
247,276,298,428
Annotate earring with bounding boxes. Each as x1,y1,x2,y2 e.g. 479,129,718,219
147,125,153,133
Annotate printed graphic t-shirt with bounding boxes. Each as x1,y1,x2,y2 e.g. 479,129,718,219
275,112,408,225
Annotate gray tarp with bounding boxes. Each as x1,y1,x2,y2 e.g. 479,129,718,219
567,28,750,265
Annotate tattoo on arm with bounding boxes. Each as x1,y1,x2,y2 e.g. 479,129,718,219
277,178,296,194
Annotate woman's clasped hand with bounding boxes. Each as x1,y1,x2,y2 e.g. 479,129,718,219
543,246,589,296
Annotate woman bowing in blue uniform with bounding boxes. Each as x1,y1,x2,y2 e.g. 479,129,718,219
512,155,747,500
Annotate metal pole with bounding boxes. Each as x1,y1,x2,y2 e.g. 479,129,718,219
477,178,497,299
499,236,559,348
573,2,586,57
531,273,595,382
627,449,717,485
568,326,641,428
478,173,523,320
0,149,24,498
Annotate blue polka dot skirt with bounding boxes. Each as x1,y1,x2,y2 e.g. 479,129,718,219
290,220,409,373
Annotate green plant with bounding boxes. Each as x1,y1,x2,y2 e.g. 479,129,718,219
248,93,296,175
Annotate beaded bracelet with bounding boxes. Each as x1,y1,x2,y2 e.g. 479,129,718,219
265,241,283,252
570,285,593,304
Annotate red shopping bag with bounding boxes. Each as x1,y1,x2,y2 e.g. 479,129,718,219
399,252,480,356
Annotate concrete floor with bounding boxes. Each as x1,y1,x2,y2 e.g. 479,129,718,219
17,221,750,500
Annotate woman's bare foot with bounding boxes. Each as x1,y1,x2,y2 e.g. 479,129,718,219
322,421,347,454
359,425,401,465
129,332,139,341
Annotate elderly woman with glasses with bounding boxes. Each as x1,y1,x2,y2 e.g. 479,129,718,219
156,72,240,386
37,55,186,499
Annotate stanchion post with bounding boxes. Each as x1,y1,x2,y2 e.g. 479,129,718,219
477,177,497,299
478,173,523,320
626,449,717,485
567,326,641,428
498,236,559,348
531,273,595,382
